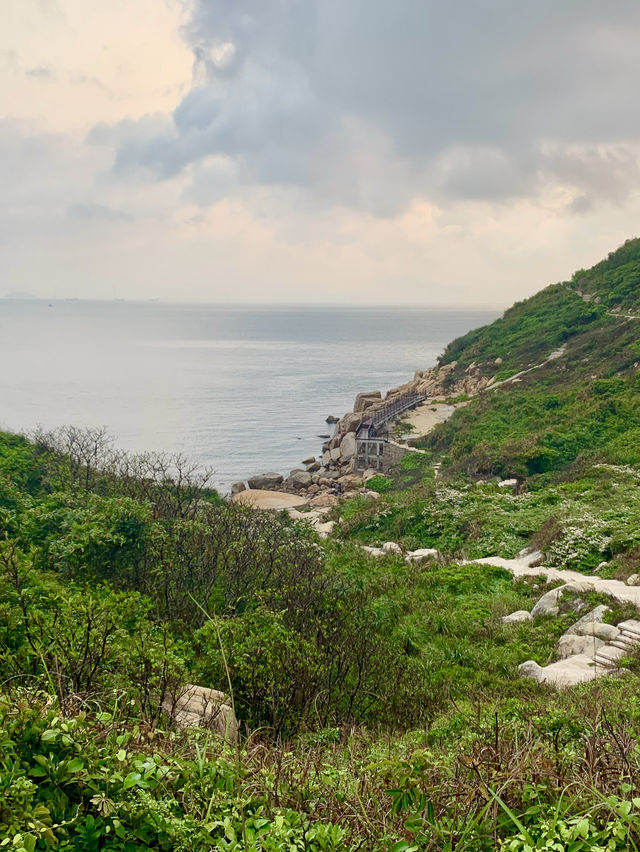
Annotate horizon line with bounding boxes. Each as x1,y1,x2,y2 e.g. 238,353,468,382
2,295,508,311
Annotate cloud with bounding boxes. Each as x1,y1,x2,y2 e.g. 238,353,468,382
103,0,640,215
25,65,55,79
67,202,133,223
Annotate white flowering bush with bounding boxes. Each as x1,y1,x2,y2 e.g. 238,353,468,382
546,511,612,570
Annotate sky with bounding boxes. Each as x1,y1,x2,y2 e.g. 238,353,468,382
1,0,640,305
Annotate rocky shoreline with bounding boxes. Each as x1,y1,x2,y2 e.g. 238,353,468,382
230,356,494,512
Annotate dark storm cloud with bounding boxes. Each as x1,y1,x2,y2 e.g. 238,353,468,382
106,0,640,212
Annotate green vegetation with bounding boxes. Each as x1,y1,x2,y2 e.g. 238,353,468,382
4,239,640,848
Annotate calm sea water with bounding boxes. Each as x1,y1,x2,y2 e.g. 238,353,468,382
0,301,499,491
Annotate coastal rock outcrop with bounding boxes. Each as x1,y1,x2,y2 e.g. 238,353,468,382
353,391,382,413
248,472,284,490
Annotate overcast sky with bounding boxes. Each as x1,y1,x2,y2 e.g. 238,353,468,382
2,0,640,305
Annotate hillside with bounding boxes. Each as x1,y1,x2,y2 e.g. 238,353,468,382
3,241,640,849
418,238,640,479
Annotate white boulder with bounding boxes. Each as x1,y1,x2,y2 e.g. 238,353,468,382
518,660,543,681
501,610,532,624
162,684,238,744
406,548,439,562
557,634,604,659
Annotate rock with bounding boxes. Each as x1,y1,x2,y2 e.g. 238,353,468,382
564,605,611,635
247,472,284,490
302,457,316,465
339,432,357,462
577,622,620,642
498,478,518,489
382,541,402,554
318,470,341,481
342,412,363,433
232,490,308,510
314,521,335,538
307,462,321,472
362,468,379,482
363,490,381,500
594,561,609,572
353,391,382,413
362,546,385,558
518,660,543,681
337,473,363,491
230,482,246,495
627,574,640,586
162,684,238,744
531,586,567,617
530,582,592,618
309,493,339,508
288,470,312,489
330,447,342,462
286,509,308,520
494,357,503,365
322,451,331,467
406,548,439,562
326,415,339,423
501,610,532,624
307,484,320,496
557,634,604,659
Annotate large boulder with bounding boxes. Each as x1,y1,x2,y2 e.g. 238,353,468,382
353,391,382,413
578,622,620,642
406,548,439,562
322,451,331,467
232,490,308,510
342,412,363,433
530,582,591,618
531,586,567,617
564,605,611,635
330,447,342,462
518,660,543,681
288,470,312,490
339,432,357,462
557,634,604,659
230,482,246,495
162,684,238,744
247,472,284,490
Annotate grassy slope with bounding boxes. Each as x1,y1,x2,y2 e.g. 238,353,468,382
420,238,640,479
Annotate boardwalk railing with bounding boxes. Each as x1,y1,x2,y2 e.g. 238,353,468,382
368,390,426,430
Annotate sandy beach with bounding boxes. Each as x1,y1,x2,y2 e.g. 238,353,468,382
401,401,456,439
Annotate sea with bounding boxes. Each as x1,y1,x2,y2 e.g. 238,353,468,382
0,300,500,492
